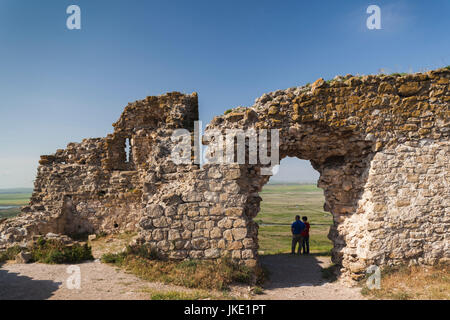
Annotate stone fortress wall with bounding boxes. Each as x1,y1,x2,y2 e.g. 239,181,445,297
1,68,448,281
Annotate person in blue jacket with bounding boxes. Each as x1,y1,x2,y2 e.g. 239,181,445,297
291,215,306,254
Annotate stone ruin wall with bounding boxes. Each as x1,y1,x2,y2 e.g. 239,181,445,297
0,68,448,282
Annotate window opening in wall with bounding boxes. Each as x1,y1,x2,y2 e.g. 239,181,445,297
125,138,131,163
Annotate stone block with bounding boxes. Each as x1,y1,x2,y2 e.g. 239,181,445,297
232,228,247,240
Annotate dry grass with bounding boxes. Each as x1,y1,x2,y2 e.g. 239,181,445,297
101,248,264,292
96,233,262,299
142,288,233,300
361,264,450,300
94,233,264,299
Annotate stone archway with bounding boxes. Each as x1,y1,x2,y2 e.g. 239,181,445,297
203,121,375,271
202,70,448,280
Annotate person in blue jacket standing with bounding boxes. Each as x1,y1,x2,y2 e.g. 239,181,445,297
291,215,306,254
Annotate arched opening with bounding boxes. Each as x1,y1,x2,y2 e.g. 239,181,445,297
235,122,376,282
255,157,336,288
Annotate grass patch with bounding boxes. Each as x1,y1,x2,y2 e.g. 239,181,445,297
0,193,31,220
29,237,94,264
361,263,450,300
101,252,127,265
147,289,214,300
224,109,233,115
0,193,31,206
252,286,264,295
102,246,262,291
390,72,408,77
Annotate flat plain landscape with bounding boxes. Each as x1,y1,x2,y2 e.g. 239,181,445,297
0,191,31,219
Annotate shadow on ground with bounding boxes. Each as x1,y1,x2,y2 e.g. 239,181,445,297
259,253,335,289
0,264,61,300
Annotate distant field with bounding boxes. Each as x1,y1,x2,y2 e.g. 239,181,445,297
256,184,333,255
0,193,32,206
0,193,31,219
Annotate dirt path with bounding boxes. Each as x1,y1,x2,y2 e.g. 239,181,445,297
0,255,363,300
256,254,364,300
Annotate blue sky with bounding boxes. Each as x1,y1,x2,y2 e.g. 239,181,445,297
0,0,449,188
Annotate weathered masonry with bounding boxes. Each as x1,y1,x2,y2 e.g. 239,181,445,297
1,68,449,281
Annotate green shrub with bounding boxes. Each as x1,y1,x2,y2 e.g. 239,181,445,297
252,286,264,295
1,239,93,264
36,237,46,246
0,246,23,262
42,249,66,264
30,238,93,264
224,109,233,115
